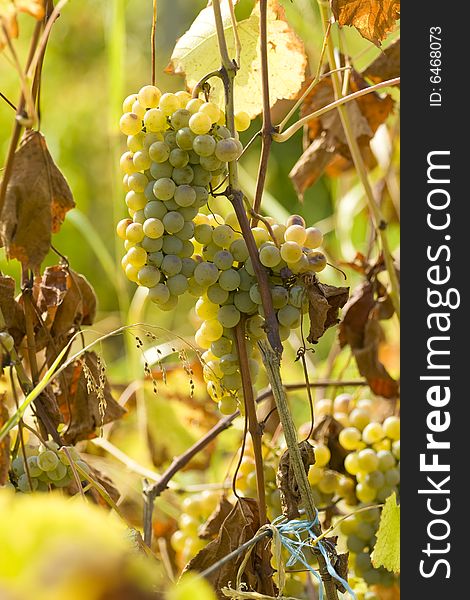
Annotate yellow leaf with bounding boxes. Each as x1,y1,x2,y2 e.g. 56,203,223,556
371,492,400,573
332,0,400,47
169,0,307,118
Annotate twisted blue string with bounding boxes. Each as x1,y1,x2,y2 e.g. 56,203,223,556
271,515,356,600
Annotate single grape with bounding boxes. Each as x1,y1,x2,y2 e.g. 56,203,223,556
143,132,163,149
186,98,204,114
280,241,303,264
259,244,281,268
213,250,234,271
181,257,197,278
305,251,327,273
132,149,151,171
277,305,301,328
357,449,379,472
142,236,163,252
158,294,179,311
153,177,176,201
207,283,229,305
159,92,180,116
314,444,331,467
365,470,386,489
286,214,306,227
200,319,224,342
271,286,288,309
349,408,371,431
161,254,183,276
175,221,195,240
218,305,241,328
218,269,241,292
211,337,232,357
175,127,195,151
212,225,235,248
175,90,192,107
127,172,148,193
116,218,132,240
219,396,238,415
47,462,67,482
385,468,400,486
137,85,161,108
174,185,196,207
26,456,43,477
122,93,137,113
143,108,167,132
377,450,396,471
284,224,307,245
131,100,146,120
339,427,363,451
200,154,223,172
169,148,189,168
189,112,212,135
148,283,171,305
194,262,219,288
180,240,195,258
120,151,136,174
192,165,212,186
37,450,59,472
171,108,191,130
167,274,189,296
196,297,219,319
304,226,323,248
125,222,144,244
234,111,251,132
149,141,170,163
199,101,221,123
120,112,142,135
150,160,173,180
383,416,400,440
138,266,161,288
362,422,385,445
163,211,185,234
193,135,216,157
215,138,240,162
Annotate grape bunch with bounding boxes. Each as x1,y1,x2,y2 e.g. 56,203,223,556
193,213,326,413
117,85,247,309
9,442,88,493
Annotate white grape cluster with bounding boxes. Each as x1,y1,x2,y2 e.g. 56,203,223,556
118,85,248,310
194,213,326,414
10,443,88,492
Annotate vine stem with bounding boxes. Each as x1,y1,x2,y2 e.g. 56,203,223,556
234,321,267,525
317,0,400,319
273,77,400,142
151,0,157,85
258,342,339,600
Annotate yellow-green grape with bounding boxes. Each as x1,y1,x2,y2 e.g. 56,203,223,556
305,250,327,273
355,482,377,503
339,427,363,451
357,449,379,473
131,100,146,119
234,111,251,132
259,244,281,268
314,444,331,467
122,93,137,113
280,241,303,264
119,112,142,135
318,470,338,494
362,422,385,445
383,416,400,440
137,84,161,108
189,112,212,135
159,92,180,116
304,226,323,248
37,450,59,472
333,393,351,413
349,408,371,431
125,222,144,244
199,102,221,123
144,108,167,132
308,465,324,486
175,90,192,107
284,224,306,245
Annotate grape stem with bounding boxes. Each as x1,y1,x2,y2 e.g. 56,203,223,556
316,0,400,321
234,320,267,525
191,69,224,99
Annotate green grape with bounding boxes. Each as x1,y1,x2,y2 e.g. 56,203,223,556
188,149,200,164
215,138,240,162
392,440,400,459
175,221,195,240
180,205,199,221
180,240,195,258
376,486,396,502
143,218,164,239
137,266,161,288
127,172,148,193
161,254,183,276
318,470,338,494
356,482,377,503
214,125,231,139
133,150,151,171
365,470,385,489
171,109,191,130
339,428,363,451
211,337,232,357
218,305,241,328
148,283,171,304
213,250,234,270
149,141,170,163
357,449,379,472
137,85,161,108
277,305,300,328
246,314,265,338
234,291,257,314
259,244,281,268
181,258,197,278
199,101,221,123
167,274,189,296
362,422,385,444
230,239,248,262
207,283,229,305
384,468,400,486
196,297,219,319
249,283,262,305
219,396,238,415
172,165,194,185
212,225,235,248
169,148,189,169
26,456,43,478
148,251,164,267
194,262,219,288
280,241,302,264
200,319,224,342
305,251,327,273
37,450,59,472
192,186,208,206
340,515,359,536
143,132,164,149
159,295,179,311
142,236,163,252
194,223,213,245
200,154,223,172
174,185,196,207
153,177,176,201
363,570,382,586
159,92,180,116
132,210,146,224
218,269,241,292
164,199,179,211
271,286,288,309
202,242,219,262
48,462,67,482
192,165,212,187
150,160,173,179
193,135,216,157
143,108,167,132
123,188,142,210
120,112,142,135
189,112,212,135
377,450,396,471
219,353,239,375
163,211,185,234
175,127,195,151
222,371,241,391
17,474,39,493
127,132,145,152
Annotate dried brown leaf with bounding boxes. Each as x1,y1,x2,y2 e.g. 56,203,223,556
305,277,349,344
276,440,315,520
0,131,75,270
57,351,125,444
331,0,400,46
185,498,273,599
0,394,10,485
0,1,45,51
0,275,25,345
363,39,400,85
198,495,234,540
289,135,334,198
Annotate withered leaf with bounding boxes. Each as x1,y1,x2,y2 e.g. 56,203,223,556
339,281,398,398
290,69,393,195
305,277,349,344
34,265,97,354
276,440,315,520
185,498,274,599
0,1,45,51
0,275,25,345
0,131,75,270
363,39,400,85
0,394,10,485
198,495,234,540
57,351,125,444
331,0,400,46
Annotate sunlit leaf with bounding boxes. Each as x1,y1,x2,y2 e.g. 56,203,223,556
169,0,307,118
332,0,400,46
0,0,45,51
371,492,400,573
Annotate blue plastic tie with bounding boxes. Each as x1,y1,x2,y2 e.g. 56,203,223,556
271,514,357,600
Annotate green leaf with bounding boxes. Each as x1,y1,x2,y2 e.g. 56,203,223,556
169,0,307,118
371,492,400,573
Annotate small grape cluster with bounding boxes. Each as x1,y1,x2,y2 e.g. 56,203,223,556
170,490,220,570
118,85,248,309
10,443,87,493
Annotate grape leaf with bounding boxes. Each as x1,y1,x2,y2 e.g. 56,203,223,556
371,492,400,573
363,39,400,85
185,498,274,599
331,0,400,47
198,495,234,540
0,1,45,51
0,131,75,270
169,0,307,118
0,275,25,346
306,278,349,344
290,67,394,196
